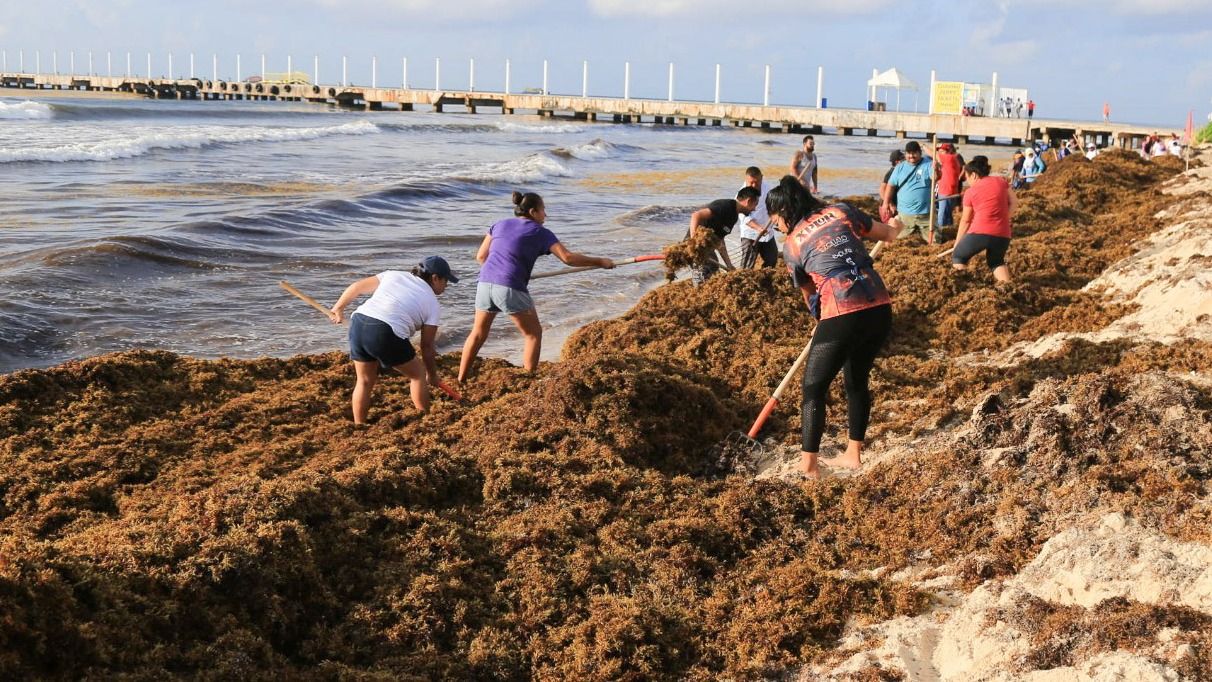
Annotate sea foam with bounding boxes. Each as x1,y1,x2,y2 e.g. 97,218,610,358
0,100,54,120
454,153,573,184
0,119,380,163
496,121,585,134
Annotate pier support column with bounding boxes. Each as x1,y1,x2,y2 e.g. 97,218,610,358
895,130,907,139
840,127,854,136
1011,138,1022,147
467,104,477,114
866,129,877,136
434,103,444,112
760,121,770,129
573,111,588,120
781,123,792,133
587,112,597,121
679,117,689,125
613,114,622,123
956,135,968,145
712,119,722,126
984,136,995,144
401,103,414,111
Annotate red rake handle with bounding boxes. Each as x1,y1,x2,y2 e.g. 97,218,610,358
530,254,664,280
747,398,780,439
747,332,815,438
436,380,463,401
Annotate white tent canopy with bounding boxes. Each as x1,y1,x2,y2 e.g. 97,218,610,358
867,67,919,112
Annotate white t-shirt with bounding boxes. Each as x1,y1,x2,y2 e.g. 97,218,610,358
354,271,441,340
737,180,775,243
1168,140,1183,155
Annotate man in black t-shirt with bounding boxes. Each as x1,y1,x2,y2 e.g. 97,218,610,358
684,186,760,284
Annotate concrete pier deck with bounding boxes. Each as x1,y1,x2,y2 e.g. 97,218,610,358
0,72,1180,149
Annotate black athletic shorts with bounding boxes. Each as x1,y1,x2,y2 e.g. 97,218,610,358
953,233,1011,269
349,313,416,369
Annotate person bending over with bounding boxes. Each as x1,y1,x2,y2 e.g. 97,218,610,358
685,185,760,283
737,166,777,269
329,256,459,424
953,155,1017,283
766,176,901,479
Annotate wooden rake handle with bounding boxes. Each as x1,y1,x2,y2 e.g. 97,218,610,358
748,330,817,438
280,280,338,322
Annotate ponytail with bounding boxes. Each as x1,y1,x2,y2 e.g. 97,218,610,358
410,265,438,286
512,190,544,218
765,175,825,229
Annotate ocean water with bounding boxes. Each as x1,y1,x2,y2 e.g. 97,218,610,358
0,94,977,373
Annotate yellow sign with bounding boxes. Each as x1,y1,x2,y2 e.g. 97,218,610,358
932,81,963,115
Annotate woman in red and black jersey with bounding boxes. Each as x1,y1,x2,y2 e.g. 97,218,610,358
765,176,902,479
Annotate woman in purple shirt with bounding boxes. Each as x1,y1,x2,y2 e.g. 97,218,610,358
458,191,614,381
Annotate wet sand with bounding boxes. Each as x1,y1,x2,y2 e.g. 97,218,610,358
0,148,1209,679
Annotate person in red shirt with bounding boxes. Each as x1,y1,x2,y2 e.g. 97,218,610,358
765,175,903,479
1027,99,1035,119
932,142,965,240
952,156,1018,282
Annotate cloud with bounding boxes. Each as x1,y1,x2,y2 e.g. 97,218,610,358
969,1,1011,46
1106,0,1212,13
1013,0,1212,14
299,0,543,21
588,0,893,17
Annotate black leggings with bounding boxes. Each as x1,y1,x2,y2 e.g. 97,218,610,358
801,304,893,452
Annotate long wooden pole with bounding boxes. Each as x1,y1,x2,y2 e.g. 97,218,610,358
530,254,664,280
928,134,938,245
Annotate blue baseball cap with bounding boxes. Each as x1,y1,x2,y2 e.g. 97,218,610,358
420,255,459,283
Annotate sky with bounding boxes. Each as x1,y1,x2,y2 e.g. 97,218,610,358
2,0,1210,126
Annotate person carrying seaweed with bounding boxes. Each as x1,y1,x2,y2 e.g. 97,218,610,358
328,256,459,424
766,176,901,479
458,191,614,381
683,186,760,283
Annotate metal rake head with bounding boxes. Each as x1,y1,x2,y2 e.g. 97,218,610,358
705,430,774,477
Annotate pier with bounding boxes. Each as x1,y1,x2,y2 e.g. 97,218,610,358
0,70,1180,149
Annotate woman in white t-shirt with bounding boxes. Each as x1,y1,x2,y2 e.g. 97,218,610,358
328,256,458,424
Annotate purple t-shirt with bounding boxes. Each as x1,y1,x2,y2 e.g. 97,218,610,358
478,217,560,292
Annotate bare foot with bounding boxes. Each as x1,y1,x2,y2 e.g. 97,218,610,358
821,454,862,470
800,452,821,480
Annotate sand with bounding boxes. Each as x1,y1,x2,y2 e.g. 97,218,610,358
0,145,1209,679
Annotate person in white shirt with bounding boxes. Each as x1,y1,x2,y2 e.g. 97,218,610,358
1167,136,1183,156
737,166,777,268
328,256,458,423
1085,143,1100,161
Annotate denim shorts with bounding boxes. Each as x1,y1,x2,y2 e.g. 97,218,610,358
349,313,416,369
475,281,535,314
